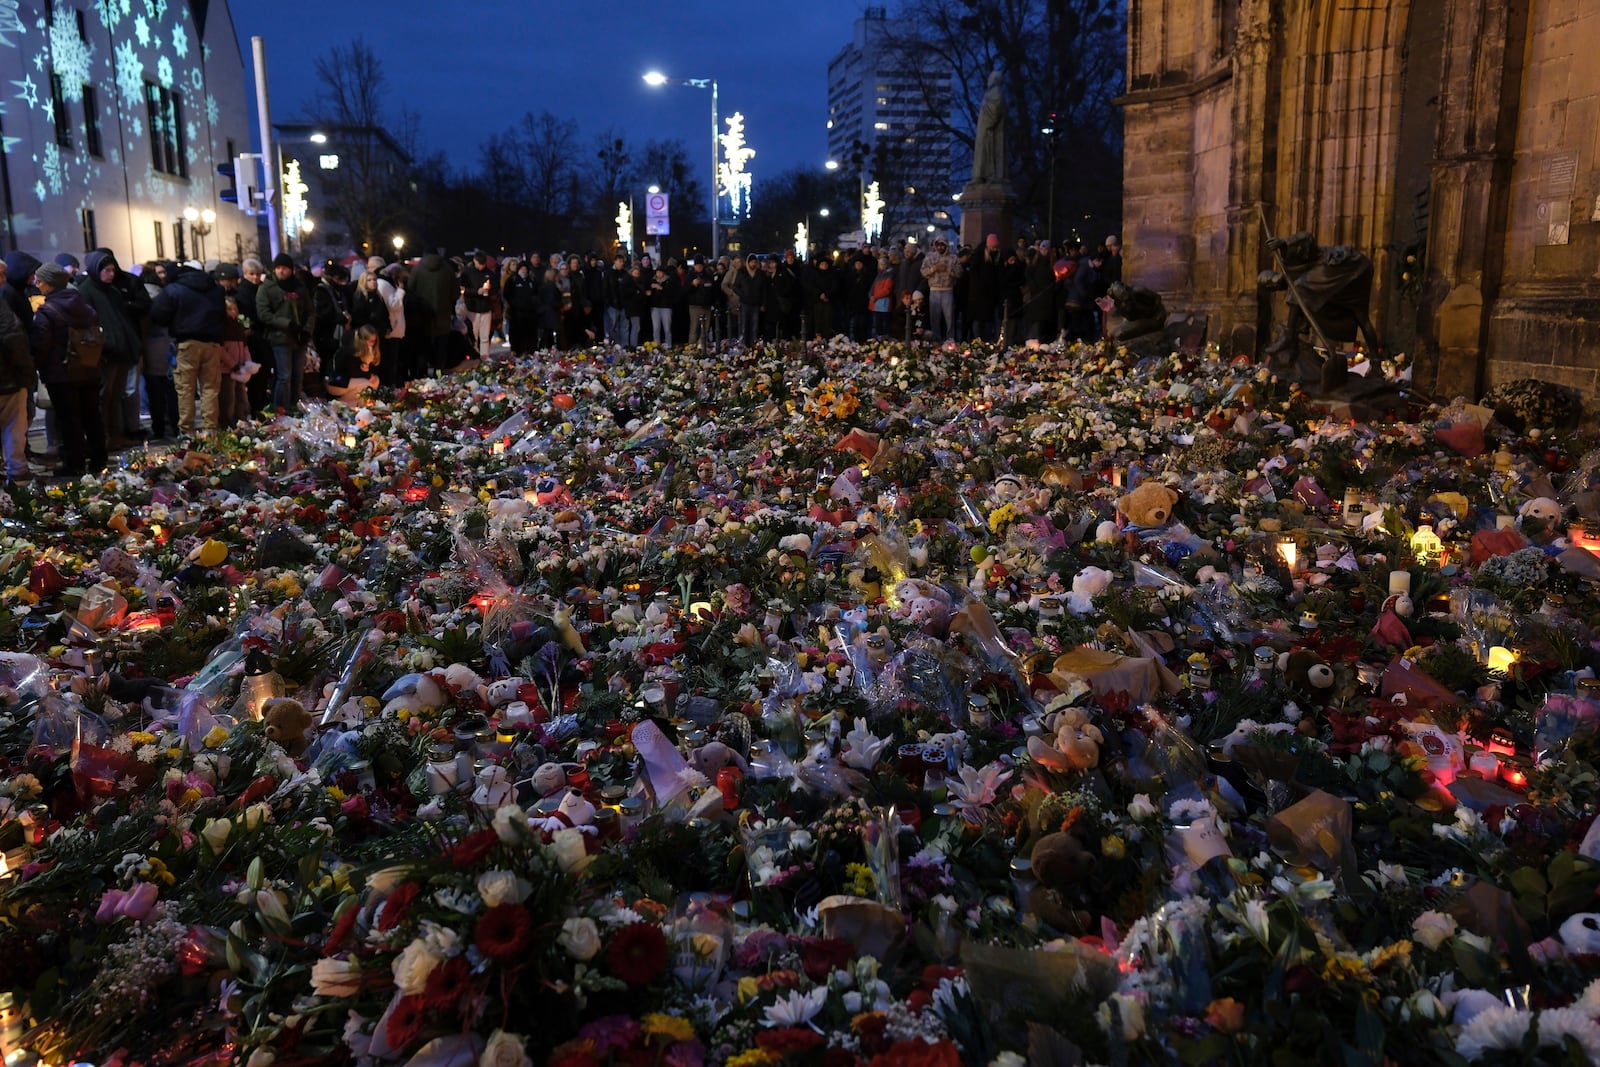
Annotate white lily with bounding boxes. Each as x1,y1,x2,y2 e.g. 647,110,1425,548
763,986,828,1029
840,719,891,771
947,761,1012,817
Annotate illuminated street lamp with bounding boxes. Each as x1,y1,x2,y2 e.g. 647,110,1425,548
182,206,216,261
643,70,721,261
393,234,405,254
309,131,328,144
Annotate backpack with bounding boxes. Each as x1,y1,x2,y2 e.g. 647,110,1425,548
66,323,105,372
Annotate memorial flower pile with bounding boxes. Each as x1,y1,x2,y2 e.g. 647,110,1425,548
1,338,1600,1066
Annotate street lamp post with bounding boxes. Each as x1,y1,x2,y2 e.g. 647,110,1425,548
643,71,720,262
183,206,216,262
393,234,405,257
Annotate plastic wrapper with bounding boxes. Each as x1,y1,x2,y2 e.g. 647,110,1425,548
859,806,903,909
76,583,129,632
1534,688,1600,764
867,640,963,732
0,652,50,701
320,628,378,725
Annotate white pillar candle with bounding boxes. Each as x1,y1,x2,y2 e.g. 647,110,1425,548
1388,570,1411,596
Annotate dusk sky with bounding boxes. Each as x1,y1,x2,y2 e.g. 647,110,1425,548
232,0,873,189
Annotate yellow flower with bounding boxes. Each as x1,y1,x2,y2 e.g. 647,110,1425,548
736,976,762,1004
845,862,876,897
1101,834,1126,859
327,786,347,803
128,731,158,746
725,1052,777,1067
640,1013,695,1044
1320,953,1370,983
203,725,231,749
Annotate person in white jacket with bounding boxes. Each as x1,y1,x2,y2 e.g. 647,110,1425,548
368,257,407,383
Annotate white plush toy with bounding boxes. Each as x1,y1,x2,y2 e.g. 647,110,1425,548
485,677,531,707
1560,912,1600,955
1520,496,1564,526
381,672,445,717
1068,567,1116,615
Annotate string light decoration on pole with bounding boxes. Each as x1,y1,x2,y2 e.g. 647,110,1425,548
718,112,756,221
861,180,886,244
281,158,309,249
642,71,721,261
616,201,634,255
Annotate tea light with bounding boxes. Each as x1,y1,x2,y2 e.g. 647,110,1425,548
341,433,357,448
1278,538,1298,574
1388,570,1412,596
1468,750,1501,778
1486,646,1516,674
1500,763,1528,790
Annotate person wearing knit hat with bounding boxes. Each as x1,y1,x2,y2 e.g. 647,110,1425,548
53,253,80,276
272,252,296,270
34,262,70,289
257,252,313,410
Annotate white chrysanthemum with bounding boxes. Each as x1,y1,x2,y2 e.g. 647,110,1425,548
1535,1006,1600,1061
1456,1004,1532,1060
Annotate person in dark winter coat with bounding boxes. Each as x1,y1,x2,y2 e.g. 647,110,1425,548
618,265,646,348
1063,249,1108,343
1,251,39,331
504,261,542,355
348,268,391,360
459,251,496,358
30,262,105,476
0,293,33,483
537,269,563,350
150,262,227,435
256,254,315,410
731,258,766,346
965,234,1005,342
803,257,840,339
684,260,717,346
76,252,146,445
408,253,458,371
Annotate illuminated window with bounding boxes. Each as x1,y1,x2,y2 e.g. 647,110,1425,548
873,121,889,130
319,154,340,170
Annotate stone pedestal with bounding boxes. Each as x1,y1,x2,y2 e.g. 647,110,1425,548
959,181,1016,250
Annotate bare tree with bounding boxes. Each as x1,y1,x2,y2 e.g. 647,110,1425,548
877,0,1124,240
480,111,582,219
305,37,416,254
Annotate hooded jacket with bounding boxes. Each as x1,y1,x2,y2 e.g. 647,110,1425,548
409,254,458,338
0,292,32,393
30,284,100,384
2,250,41,330
149,265,226,343
256,269,314,347
75,251,143,365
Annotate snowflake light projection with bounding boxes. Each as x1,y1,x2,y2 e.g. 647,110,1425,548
41,142,63,195
115,39,143,101
156,55,172,88
716,112,755,221
95,0,124,31
205,93,218,125
133,15,149,46
170,22,186,58
49,2,93,101
14,74,39,110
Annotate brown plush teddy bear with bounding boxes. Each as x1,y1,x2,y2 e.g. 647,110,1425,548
1277,649,1335,695
1029,831,1095,933
1026,706,1105,772
261,697,314,758
1117,481,1180,528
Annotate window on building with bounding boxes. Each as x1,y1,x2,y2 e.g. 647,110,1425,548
79,208,96,251
146,81,187,178
48,72,71,149
153,219,165,258
83,84,102,157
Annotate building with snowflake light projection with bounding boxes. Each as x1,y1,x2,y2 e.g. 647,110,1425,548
0,0,255,266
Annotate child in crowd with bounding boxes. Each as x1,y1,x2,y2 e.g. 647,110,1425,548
219,296,251,428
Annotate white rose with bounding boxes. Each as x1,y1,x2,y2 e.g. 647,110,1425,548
558,917,600,961
310,957,362,997
479,1030,532,1067
201,817,232,854
391,938,442,995
1127,794,1158,820
492,804,530,844
1412,910,1458,951
477,870,531,908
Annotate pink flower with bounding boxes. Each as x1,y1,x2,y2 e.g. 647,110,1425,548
95,881,159,924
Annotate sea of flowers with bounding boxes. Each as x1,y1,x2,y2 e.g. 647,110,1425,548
3,338,1600,1067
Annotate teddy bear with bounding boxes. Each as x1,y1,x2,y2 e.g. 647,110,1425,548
1029,831,1096,933
1118,481,1180,530
1067,566,1115,614
261,697,314,758
1277,649,1335,695
1518,496,1564,535
689,740,750,781
1026,705,1105,772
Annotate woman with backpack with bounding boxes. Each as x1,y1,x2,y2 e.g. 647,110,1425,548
29,262,106,477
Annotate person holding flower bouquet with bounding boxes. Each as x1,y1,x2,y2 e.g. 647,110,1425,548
257,253,315,411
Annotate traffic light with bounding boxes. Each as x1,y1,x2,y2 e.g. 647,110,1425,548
219,153,263,215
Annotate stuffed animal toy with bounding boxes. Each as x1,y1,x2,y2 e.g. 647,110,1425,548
261,697,314,758
1118,481,1180,529
689,740,750,780
1277,649,1335,695
1560,913,1600,955
1029,831,1095,932
1519,496,1563,527
1026,706,1105,772
1067,566,1116,614
381,672,445,717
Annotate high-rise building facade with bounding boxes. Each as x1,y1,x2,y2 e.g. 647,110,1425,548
826,7,956,244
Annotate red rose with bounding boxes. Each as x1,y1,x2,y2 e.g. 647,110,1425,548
757,1029,825,1055
384,993,427,1051
322,903,360,956
867,1039,962,1067
447,828,499,869
793,936,856,981
606,921,668,985
376,881,421,933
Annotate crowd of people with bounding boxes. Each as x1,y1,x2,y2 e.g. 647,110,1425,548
0,232,1122,487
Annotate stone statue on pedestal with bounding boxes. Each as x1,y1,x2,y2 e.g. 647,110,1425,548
972,71,1007,185
960,71,1018,250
